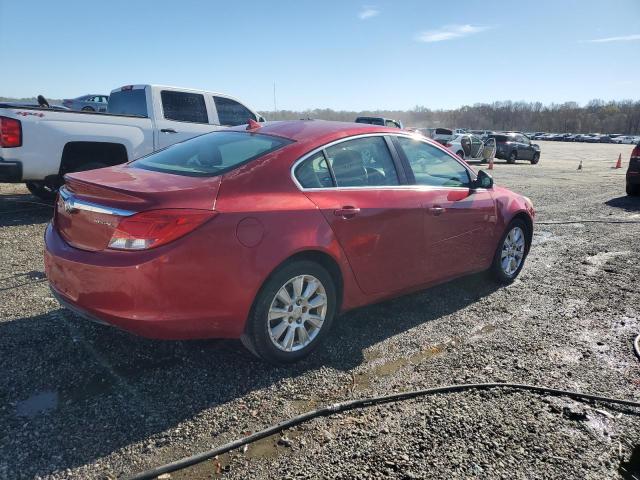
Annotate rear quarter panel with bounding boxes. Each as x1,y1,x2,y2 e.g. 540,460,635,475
213,147,367,318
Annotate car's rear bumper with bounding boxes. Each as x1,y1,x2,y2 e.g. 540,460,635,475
44,222,249,340
627,171,640,185
0,158,22,182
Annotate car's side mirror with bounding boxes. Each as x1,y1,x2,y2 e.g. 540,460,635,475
472,169,493,189
258,115,266,122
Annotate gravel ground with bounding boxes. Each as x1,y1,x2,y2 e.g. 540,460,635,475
0,141,639,479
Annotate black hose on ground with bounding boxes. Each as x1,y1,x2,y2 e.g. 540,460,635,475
124,382,640,480
536,219,640,225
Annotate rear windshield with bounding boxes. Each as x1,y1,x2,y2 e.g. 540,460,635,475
131,131,292,177
107,89,148,117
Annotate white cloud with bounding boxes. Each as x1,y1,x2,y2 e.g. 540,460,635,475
587,34,640,43
358,6,379,20
416,24,491,43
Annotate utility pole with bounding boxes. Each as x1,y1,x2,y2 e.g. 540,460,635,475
273,82,277,114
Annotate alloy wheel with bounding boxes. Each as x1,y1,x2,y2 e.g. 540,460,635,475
500,226,525,276
267,274,327,352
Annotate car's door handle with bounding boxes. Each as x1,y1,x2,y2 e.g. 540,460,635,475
428,206,445,216
333,206,360,218
161,128,177,133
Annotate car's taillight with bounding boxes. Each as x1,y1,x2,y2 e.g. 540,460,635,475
108,209,216,250
632,145,640,159
0,116,22,148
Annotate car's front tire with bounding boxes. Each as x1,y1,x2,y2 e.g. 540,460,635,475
531,152,540,165
241,260,337,364
490,219,529,283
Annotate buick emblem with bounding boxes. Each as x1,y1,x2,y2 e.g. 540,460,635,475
63,199,77,214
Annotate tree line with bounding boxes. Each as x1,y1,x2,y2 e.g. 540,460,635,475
3,96,639,134
260,99,640,135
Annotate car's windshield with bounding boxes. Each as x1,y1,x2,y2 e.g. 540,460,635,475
131,131,292,177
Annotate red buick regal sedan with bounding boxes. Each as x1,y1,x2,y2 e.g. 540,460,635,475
45,120,535,363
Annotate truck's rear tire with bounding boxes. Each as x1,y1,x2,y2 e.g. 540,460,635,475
25,181,58,203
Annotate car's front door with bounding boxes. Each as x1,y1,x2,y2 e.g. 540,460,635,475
516,135,533,160
295,135,426,295
393,136,497,280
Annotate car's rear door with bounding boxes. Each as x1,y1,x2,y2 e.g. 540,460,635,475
393,136,497,280
294,135,427,295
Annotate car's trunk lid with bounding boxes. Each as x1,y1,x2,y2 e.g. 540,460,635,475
55,165,221,251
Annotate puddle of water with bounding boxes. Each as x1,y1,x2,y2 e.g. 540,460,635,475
15,390,59,418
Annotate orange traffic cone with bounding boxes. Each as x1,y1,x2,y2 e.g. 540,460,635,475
488,156,494,170
615,153,622,169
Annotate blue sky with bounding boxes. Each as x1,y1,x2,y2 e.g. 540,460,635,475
1,0,639,111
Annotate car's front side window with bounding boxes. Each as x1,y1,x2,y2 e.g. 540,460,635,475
325,136,399,187
395,137,471,188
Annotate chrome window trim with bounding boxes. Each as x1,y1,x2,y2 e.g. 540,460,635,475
59,186,136,217
290,132,480,192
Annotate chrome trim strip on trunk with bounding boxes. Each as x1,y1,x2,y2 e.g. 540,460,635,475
59,186,136,217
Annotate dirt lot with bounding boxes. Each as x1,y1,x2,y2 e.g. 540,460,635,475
1,141,639,480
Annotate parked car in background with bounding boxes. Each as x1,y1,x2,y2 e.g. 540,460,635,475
626,141,640,195
444,133,496,162
470,130,493,138
488,132,540,164
45,120,534,363
418,127,454,146
62,94,110,112
0,84,263,201
612,135,633,144
355,117,403,128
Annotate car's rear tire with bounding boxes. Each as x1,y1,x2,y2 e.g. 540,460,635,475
507,150,517,164
531,152,540,165
25,181,58,203
241,260,337,364
81,106,94,112
490,219,529,284
627,182,640,196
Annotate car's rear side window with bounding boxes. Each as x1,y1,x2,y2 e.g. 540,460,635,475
131,131,292,177
396,137,470,188
213,96,256,126
161,91,208,124
294,152,334,188
107,89,148,117
294,136,400,189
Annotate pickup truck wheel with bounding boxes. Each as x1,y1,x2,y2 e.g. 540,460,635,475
81,106,94,112
25,181,58,203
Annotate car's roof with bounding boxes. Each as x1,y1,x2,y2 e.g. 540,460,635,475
230,120,403,142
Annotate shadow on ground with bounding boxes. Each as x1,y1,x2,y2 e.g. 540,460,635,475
0,273,498,478
0,193,53,227
605,195,640,212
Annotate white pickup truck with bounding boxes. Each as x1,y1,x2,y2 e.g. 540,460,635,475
0,84,264,200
